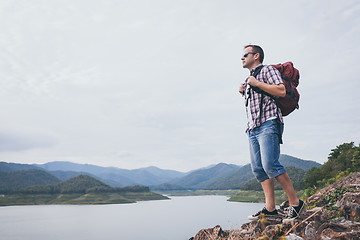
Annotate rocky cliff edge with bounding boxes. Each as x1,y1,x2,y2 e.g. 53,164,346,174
190,172,360,240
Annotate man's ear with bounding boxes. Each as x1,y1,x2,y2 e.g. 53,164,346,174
254,53,260,61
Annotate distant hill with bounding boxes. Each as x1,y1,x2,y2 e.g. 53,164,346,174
134,166,187,185
35,161,136,186
47,170,124,188
35,162,186,187
0,169,60,193
0,154,321,191
240,166,307,191
205,164,254,190
48,170,84,181
154,163,241,190
0,161,187,187
279,154,321,170
0,161,118,186
1,175,169,206
0,162,41,172
154,154,321,190
212,154,321,190
19,174,111,194
150,183,187,191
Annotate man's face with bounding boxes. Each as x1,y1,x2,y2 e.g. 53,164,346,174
241,47,257,69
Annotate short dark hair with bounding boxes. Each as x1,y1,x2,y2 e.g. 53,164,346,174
244,44,264,63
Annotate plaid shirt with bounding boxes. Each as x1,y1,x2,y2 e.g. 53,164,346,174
244,64,283,131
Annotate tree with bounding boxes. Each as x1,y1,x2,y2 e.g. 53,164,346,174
304,142,359,190
352,146,360,171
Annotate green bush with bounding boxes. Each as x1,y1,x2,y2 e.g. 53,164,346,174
303,142,359,197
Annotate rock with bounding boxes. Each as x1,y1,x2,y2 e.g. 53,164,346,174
304,222,316,240
190,172,360,240
190,225,229,240
286,233,303,240
314,222,360,239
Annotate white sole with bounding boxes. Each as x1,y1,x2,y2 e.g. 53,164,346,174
282,202,305,224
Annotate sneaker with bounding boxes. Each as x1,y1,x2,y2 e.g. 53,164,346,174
248,207,279,220
283,200,305,223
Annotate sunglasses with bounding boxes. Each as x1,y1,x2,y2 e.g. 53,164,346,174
243,52,257,58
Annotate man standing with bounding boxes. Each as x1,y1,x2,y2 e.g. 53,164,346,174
238,44,304,221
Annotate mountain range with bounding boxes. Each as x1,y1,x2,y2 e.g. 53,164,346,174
0,173,168,206
153,154,321,190
0,154,321,192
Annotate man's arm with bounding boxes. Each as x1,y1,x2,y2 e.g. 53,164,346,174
247,76,286,97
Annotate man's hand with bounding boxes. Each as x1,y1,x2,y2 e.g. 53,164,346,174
247,76,260,87
246,76,286,97
239,83,245,95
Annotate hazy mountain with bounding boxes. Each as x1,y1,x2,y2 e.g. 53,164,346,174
150,183,187,191
0,169,60,193
0,162,41,172
35,161,186,186
203,164,254,190
48,170,84,181
0,161,186,187
209,154,321,190
166,163,241,190
279,154,321,170
240,166,307,191
154,154,321,190
19,174,111,194
1,154,321,190
0,161,114,186
3,175,168,206
135,166,187,184
47,170,125,188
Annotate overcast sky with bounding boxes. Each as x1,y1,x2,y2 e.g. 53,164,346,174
0,0,359,172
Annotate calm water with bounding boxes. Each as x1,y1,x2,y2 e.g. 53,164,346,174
0,196,264,240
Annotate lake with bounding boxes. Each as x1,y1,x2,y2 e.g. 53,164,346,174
0,195,264,240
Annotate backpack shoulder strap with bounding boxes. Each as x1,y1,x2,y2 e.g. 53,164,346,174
249,65,267,124
249,65,266,94
252,65,264,78
245,65,265,107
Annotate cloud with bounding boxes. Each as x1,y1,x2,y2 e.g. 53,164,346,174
0,0,359,171
0,131,57,152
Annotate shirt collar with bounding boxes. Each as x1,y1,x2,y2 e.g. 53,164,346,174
250,64,263,75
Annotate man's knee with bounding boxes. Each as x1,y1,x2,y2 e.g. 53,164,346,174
252,168,270,182
263,165,286,179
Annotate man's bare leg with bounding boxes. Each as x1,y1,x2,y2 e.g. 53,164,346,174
261,178,276,211
275,172,299,206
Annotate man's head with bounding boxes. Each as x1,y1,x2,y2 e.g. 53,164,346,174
241,44,264,70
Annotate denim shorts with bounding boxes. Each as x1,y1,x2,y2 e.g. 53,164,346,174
248,119,286,182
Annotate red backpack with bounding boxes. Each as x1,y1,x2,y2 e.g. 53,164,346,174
251,62,300,117
272,62,300,116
